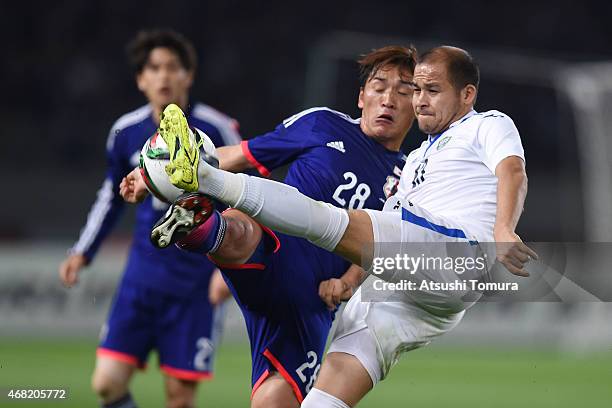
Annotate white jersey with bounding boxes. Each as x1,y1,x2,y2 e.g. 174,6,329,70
395,109,525,241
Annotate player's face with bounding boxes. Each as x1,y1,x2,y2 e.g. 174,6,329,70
358,65,415,147
411,61,468,135
136,47,193,110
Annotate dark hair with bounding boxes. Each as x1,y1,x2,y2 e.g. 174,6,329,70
358,45,418,87
126,29,197,74
419,46,479,91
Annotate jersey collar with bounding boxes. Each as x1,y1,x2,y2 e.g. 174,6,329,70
449,109,477,129
427,109,477,141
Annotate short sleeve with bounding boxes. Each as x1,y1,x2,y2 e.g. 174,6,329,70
477,114,525,173
242,111,318,177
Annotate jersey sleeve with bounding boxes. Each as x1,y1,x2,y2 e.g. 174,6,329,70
476,113,525,173
69,126,130,263
190,103,242,148
241,112,319,177
216,117,242,147
196,118,242,149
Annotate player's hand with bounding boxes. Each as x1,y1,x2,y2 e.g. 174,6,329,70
494,229,538,277
319,278,353,311
120,167,148,203
208,268,232,305
59,254,87,287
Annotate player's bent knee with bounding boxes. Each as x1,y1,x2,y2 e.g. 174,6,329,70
251,373,299,408
310,352,372,407
165,377,196,408
91,357,135,402
91,370,127,402
212,209,263,264
166,393,195,408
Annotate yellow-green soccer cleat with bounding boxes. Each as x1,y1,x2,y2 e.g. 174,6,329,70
158,103,201,191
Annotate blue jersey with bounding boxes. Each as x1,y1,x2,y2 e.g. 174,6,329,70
224,107,406,400
71,102,241,295
244,107,404,214
242,106,405,285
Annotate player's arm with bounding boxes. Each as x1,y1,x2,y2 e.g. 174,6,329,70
198,117,251,172
493,156,538,276
236,112,319,177
60,129,129,287
476,115,538,277
206,114,313,177
217,144,253,172
319,264,366,310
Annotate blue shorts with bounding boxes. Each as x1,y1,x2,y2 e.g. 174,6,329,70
98,278,224,381
215,226,349,402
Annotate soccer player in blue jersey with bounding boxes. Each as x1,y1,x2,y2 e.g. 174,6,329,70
58,30,240,408
121,46,417,407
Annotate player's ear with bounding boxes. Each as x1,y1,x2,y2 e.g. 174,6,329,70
358,87,365,109
136,73,145,92
462,84,477,106
185,70,195,88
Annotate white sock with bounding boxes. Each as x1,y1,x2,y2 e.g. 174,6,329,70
198,165,349,252
301,388,350,408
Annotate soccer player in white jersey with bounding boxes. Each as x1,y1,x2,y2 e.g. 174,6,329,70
155,45,537,407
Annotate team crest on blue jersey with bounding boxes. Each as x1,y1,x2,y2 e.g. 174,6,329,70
437,136,452,150
383,175,400,198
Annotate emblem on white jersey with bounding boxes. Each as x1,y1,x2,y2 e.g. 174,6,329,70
326,141,346,153
383,175,400,198
437,135,452,150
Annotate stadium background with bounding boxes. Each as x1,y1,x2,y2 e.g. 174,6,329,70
2,1,612,406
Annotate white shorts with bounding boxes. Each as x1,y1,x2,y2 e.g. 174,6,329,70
364,197,478,261
325,199,485,385
327,285,464,385
363,198,487,315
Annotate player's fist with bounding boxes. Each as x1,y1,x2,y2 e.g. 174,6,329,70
120,167,149,204
494,229,538,277
319,278,353,311
59,254,87,287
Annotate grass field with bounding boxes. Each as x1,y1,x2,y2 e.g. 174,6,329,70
0,339,611,407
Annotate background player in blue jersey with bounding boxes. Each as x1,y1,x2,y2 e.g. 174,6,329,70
122,46,417,407
58,30,240,408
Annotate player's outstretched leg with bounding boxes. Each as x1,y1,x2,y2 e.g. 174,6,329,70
158,105,359,263
158,103,201,191
150,192,217,249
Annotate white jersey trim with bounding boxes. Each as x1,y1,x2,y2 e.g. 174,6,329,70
71,178,115,255
282,107,360,128
106,104,152,152
192,103,241,146
74,105,151,255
